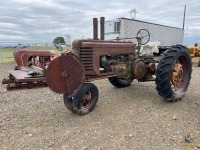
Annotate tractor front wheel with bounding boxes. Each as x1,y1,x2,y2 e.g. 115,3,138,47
156,45,192,101
72,83,99,115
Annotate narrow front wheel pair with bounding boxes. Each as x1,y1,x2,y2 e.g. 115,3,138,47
63,83,99,115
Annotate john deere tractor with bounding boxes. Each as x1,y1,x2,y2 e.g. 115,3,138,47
46,17,192,115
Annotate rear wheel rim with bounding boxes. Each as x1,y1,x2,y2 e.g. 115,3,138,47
171,55,190,93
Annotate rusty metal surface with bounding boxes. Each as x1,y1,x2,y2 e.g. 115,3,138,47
80,48,93,72
2,78,14,84
8,70,45,82
46,56,67,94
132,59,147,79
81,41,135,48
46,53,85,96
14,49,57,67
6,82,47,91
73,40,136,76
146,63,156,74
73,39,133,45
2,67,47,90
2,70,47,90
100,17,105,40
171,63,183,88
72,40,135,61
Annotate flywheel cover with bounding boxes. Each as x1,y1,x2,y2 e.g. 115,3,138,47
46,53,85,96
132,59,147,79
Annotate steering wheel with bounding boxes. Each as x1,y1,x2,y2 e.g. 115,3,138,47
54,43,63,51
136,29,150,45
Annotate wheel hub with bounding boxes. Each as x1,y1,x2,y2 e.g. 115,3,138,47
171,63,183,88
82,92,91,107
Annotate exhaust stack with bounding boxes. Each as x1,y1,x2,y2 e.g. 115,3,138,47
100,17,105,40
93,18,98,40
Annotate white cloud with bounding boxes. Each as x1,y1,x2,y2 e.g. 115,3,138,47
0,0,199,45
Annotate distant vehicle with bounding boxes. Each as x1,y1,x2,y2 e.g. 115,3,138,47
15,43,28,48
187,44,200,67
105,18,184,54
17,44,28,48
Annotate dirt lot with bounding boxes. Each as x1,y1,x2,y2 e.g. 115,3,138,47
0,62,200,150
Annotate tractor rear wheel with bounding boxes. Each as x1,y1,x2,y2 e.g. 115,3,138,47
108,77,133,88
72,83,99,115
156,45,192,101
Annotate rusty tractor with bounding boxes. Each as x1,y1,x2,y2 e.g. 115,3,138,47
45,17,192,115
2,48,58,90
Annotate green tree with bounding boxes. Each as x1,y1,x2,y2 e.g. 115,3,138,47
53,37,66,44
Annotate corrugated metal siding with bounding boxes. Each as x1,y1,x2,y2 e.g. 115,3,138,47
121,19,184,46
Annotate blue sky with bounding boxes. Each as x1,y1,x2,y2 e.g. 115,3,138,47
0,0,199,45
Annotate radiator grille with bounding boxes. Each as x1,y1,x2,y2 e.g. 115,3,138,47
80,48,93,70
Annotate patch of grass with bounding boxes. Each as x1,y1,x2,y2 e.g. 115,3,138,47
0,48,15,63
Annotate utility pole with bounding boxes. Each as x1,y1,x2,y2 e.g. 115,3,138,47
183,5,186,30
130,9,137,19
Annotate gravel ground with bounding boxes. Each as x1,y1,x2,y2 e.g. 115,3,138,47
0,62,200,150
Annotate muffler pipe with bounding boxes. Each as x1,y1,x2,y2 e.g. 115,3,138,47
93,18,98,40
100,17,105,40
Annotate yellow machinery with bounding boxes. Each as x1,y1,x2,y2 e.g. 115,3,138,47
187,44,200,67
